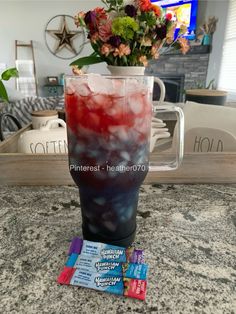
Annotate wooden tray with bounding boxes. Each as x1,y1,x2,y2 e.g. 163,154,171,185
0,125,236,185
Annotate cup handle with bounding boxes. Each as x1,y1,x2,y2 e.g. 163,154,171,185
153,77,166,106
149,105,184,171
40,118,66,130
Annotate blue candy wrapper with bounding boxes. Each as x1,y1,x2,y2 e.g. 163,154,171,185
66,253,148,279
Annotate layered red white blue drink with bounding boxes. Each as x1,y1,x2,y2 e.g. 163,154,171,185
65,75,152,247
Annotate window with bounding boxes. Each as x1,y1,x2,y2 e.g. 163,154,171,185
218,0,236,100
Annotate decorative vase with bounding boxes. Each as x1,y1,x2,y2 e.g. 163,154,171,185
107,65,146,76
202,34,212,46
107,65,166,106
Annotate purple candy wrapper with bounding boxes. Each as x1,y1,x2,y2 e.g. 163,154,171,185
68,237,144,264
68,237,83,255
130,249,145,264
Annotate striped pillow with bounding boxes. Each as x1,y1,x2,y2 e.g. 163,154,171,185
1,96,64,131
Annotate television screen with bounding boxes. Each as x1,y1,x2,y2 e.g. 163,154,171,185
151,0,198,40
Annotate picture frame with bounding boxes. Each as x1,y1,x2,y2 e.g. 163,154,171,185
47,76,58,85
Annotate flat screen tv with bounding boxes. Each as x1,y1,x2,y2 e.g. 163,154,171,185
151,0,198,40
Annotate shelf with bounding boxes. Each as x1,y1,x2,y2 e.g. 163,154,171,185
166,45,211,55
43,85,64,97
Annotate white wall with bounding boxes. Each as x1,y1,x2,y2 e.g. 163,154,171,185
0,0,107,95
197,0,209,26
196,0,229,87
204,0,230,87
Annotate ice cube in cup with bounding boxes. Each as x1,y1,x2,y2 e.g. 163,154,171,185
88,74,114,95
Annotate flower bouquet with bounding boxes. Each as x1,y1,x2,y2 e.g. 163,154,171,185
71,0,190,69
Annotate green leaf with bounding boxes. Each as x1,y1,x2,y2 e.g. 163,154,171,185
0,80,9,102
121,56,128,65
70,56,104,67
206,79,215,89
1,68,18,81
90,51,99,57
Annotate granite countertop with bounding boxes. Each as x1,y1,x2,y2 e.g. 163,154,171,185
0,184,235,314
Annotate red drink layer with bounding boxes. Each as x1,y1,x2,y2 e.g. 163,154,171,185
65,75,152,246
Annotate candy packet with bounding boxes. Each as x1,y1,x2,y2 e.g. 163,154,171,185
66,253,148,280
68,237,144,264
58,237,148,300
58,266,147,300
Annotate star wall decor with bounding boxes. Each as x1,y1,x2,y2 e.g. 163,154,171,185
45,15,86,60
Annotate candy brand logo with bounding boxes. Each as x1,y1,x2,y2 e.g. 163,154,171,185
95,262,120,272
94,276,121,287
101,249,124,260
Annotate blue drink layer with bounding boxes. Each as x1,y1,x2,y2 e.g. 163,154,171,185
68,127,149,246
79,188,140,245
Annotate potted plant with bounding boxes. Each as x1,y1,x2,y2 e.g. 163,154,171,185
0,68,21,140
0,68,19,104
71,0,190,71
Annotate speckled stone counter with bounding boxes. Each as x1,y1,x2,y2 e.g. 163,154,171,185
0,184,235,314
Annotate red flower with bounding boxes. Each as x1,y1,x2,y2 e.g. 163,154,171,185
138,0,152,12
166,13,173,21
94,7,107,21
74,11,85,27
151,5,161,17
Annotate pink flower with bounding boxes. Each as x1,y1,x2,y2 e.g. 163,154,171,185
98,20,112,42
178,37,190,54
113,44,131,57
100,44,113,56
74,11,85,27
151,46,159,59
139,55,148,66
